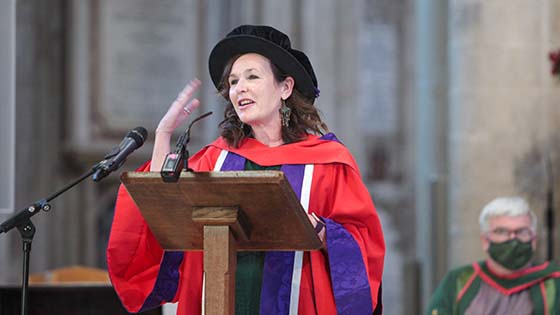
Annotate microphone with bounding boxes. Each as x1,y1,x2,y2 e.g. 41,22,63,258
92,127,148,182
161,112,212,182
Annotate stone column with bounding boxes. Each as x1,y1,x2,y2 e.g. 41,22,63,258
448,0,560,267
300,0,365,166
414,0,449,308
0,0,15,283
14,0,69,274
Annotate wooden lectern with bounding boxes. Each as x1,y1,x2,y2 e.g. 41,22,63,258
120,171,322,315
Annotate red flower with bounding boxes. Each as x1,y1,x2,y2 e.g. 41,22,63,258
550,49,560,77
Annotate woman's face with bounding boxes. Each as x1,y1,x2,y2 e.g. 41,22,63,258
228,53,293,128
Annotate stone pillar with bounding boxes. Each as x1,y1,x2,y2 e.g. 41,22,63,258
414,0,449,308
14,0,68,274
300,0,365,166
0,0,15,283
447,0,560,267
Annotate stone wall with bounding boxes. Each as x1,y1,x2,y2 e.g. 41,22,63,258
448,0,560,267
0,0,15,284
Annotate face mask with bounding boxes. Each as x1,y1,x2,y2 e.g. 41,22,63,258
488,239,533,270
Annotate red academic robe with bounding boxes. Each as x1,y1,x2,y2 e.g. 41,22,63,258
107,133,385,314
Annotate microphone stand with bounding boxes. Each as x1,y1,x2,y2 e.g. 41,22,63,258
0,162,114,315
179,111,213,172
161,111,213,182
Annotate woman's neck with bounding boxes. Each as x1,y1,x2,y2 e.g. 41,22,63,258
251,123,283,147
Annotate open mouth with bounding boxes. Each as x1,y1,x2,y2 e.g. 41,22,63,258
238,99,255,108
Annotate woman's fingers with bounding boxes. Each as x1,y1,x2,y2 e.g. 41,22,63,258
156,79,202,133
173,79,201,109
182,99,200,116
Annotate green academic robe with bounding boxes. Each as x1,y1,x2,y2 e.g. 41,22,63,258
427,260,560,315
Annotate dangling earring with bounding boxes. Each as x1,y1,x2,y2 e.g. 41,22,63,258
280,99,291,127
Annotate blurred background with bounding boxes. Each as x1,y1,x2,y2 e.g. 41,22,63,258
1,0,559,314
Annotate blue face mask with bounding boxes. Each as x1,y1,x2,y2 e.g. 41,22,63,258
488,239,533,270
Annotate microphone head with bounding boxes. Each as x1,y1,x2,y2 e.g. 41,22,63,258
127,127,148,146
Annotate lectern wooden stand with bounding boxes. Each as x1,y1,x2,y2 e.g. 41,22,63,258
121,171,322,315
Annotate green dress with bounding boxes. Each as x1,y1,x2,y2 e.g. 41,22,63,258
234,159,281,315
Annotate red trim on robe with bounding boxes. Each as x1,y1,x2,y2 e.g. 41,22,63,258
474,262,560,296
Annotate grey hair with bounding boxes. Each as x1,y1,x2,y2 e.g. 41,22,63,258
478,196,537,233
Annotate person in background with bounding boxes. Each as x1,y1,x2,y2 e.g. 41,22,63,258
427,196,560,315
106,25,385,315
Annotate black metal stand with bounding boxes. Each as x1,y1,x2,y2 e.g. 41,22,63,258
160,111,212,182
16,219,35,315
0,169,95,315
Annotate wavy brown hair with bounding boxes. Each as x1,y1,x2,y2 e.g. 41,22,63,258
217,55,328,148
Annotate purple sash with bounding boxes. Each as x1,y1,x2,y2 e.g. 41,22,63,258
140,251,184,311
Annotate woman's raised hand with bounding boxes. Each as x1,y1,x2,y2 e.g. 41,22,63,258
156,79,202,134
150,79,201,171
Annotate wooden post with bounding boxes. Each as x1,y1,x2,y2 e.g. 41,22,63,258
203,226,236,315
193,207,240,315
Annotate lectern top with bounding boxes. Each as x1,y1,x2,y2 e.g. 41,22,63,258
120,171,322,251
